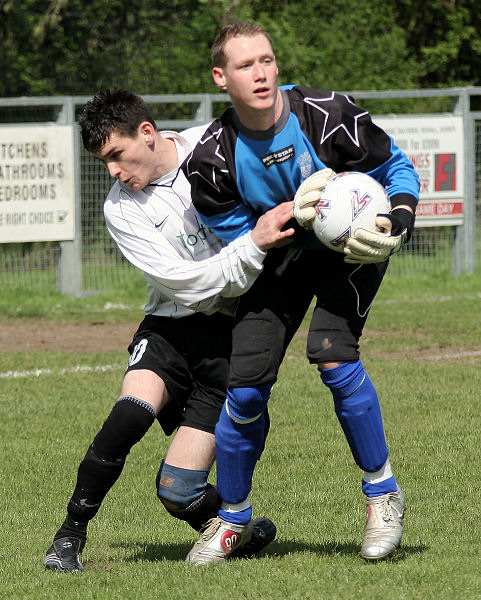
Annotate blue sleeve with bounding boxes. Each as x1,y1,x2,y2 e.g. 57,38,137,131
367,138,420,201
199,204,258,243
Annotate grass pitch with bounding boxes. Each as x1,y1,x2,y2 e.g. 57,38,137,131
0,268,480,599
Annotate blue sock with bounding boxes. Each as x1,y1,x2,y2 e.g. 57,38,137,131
320,361,397,495
361,459,398,497
215,384,271,524
363,476,398,497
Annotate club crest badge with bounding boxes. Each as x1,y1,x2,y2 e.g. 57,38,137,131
298,152,313,179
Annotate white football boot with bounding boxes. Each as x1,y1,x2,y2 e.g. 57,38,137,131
186,517,253,565
361,488,405,560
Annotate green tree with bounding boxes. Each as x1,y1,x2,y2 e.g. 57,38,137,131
0,0,47,96
395,0,481,87
1,0,481,98
260,0,417,91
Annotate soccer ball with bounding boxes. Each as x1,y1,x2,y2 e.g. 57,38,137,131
311,171,391,252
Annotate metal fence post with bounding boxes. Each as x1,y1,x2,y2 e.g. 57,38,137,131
452,89,476,274
56,97,82,295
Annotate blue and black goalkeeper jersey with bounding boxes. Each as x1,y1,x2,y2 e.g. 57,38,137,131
183,85,420,246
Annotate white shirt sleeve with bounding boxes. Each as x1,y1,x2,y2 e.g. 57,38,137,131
104,184,266,311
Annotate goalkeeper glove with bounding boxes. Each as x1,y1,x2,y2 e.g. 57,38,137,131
293,168,336,229
344,207,415,264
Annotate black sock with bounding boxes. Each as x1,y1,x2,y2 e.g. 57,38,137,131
53,515,88,551
66,446,126,521
57,396,157,537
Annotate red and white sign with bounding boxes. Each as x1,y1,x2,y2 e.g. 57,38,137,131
374,115,464,227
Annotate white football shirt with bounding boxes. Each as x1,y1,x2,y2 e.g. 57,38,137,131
104,125,266,318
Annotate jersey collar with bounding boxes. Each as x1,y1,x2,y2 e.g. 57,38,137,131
232,89,290,140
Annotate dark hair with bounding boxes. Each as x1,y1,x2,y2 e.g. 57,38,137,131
211,21,274,68
78,89,156,152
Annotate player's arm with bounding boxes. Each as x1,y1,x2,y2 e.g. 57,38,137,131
182,121,258,244
105,200,294,307
306,94,419,263
290,89,420,260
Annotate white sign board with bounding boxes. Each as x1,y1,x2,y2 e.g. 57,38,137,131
373,115,464,227
0,124,76,242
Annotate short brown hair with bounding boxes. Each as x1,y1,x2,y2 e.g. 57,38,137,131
79,89,156,153
211,21,274,68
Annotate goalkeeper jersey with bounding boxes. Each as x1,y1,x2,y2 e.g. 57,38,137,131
104,125,266,318
183,85,420,246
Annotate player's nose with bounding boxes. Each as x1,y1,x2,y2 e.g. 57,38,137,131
107,162,121,178
253,63,266,80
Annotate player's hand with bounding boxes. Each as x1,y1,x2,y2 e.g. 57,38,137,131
344,208,415,264
250,201,296,251
293,168,336,229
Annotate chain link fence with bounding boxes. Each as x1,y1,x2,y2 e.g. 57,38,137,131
0,89,479,295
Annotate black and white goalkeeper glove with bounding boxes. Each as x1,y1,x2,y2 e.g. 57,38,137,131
344,208,415,264
293,168,336,229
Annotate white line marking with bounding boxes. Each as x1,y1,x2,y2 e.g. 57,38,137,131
0,363,124,379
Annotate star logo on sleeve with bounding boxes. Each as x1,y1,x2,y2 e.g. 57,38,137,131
184,126,225,192
303,92,368,147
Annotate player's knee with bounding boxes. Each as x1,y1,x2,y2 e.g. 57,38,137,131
160,482,221,532
317,360,343,371
156,461,220,531
156,460,210,510
320,360,378,417
319,360,366,399
226,383,272,421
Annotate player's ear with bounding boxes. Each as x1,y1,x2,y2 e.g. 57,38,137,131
212,67,226,90
139,121,155,144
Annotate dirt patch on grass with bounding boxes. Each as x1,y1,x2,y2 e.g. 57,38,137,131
2,320,481,363
369,344,481,362
1,320,137,353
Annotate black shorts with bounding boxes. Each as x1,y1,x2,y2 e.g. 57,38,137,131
229,247,388,387
126,312,233,435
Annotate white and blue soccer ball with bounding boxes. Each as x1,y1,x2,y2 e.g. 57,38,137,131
312,171,391,252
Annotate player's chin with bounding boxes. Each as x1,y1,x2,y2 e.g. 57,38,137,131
126,180,142,190
256,97,275,110
252,92,275,108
